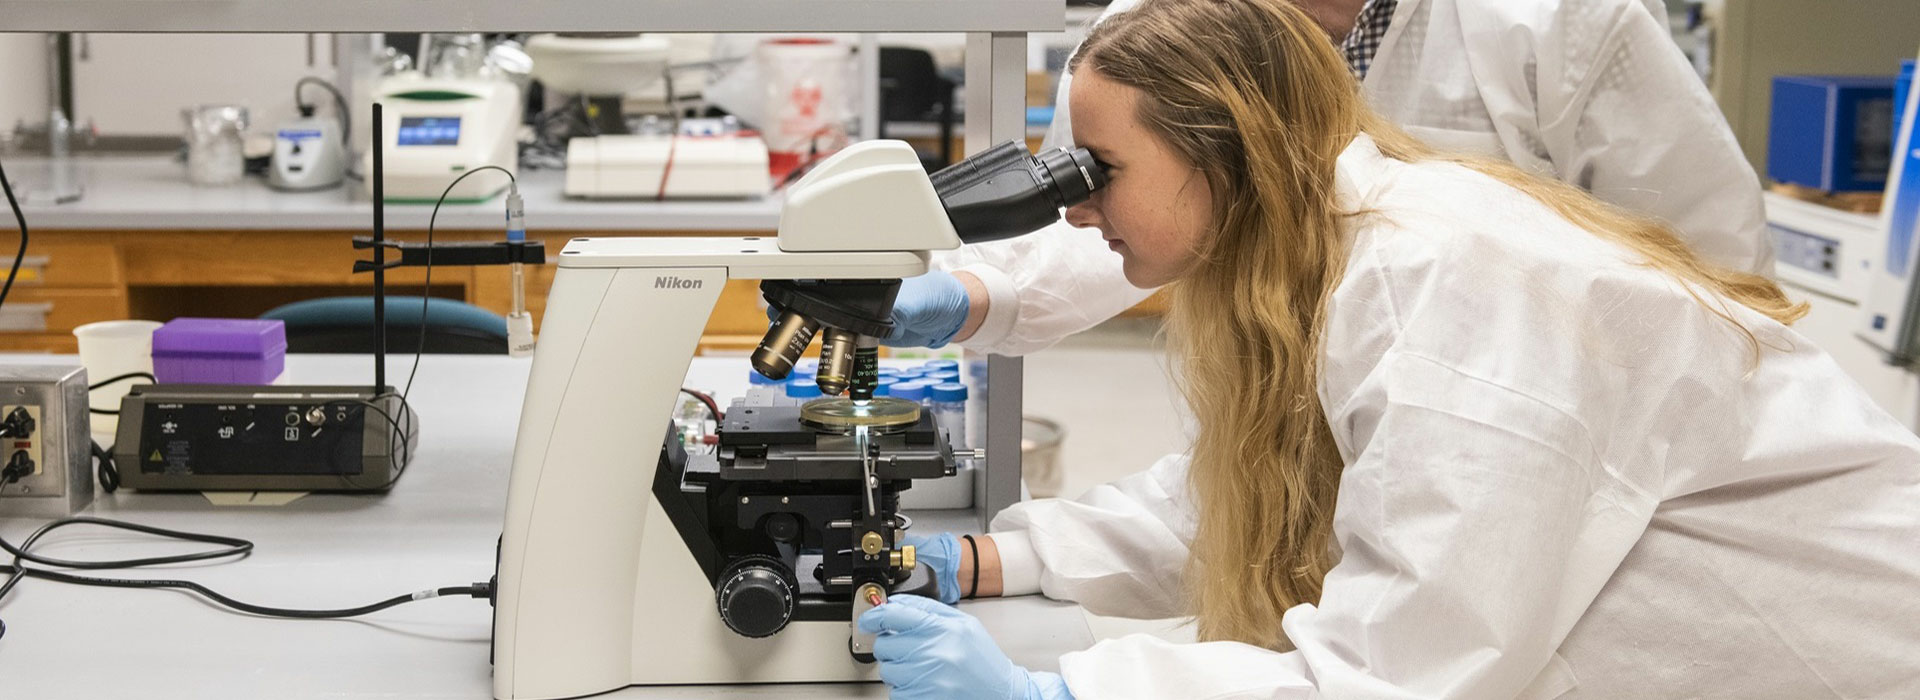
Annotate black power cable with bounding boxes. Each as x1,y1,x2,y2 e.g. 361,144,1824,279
85,371,155,416
0,517,489,642
81,372,157,492
405,165,517,408
294,77,352,150
0,153,29,311
89,439,117,494
332,395,416,492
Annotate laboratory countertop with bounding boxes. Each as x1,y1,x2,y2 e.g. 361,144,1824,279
0,353,1093,699
7,155,785,232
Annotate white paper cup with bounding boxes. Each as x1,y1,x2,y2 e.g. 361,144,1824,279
74,319,162,437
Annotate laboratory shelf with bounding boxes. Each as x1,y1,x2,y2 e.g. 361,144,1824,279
9,156,783,232
0,0,1065,33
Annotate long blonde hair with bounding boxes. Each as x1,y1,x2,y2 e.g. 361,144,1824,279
1071,0,1806,650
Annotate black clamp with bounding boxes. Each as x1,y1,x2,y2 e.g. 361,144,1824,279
352,237,546,273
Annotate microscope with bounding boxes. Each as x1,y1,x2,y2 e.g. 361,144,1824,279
492,138,1103,700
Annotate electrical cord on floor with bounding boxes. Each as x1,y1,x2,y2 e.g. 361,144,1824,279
0,516,491,643
405,165,518,409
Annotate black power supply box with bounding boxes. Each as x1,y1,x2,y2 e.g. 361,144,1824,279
113,384,415,492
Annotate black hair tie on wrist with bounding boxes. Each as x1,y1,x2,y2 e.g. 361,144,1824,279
960,534,981,600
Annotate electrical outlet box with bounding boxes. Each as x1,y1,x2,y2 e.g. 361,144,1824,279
0,365,92,518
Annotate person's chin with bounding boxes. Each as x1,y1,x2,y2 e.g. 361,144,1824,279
1118,258,1158,289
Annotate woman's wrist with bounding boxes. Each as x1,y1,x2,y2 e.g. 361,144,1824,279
957,534,1005,598
953,271,990,343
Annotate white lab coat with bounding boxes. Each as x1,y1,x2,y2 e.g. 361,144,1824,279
936,0,1770,357
983,133,1920,699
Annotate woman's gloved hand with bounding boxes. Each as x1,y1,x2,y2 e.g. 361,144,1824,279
905,532,962,604
858,594,1073,700
884,271,971,348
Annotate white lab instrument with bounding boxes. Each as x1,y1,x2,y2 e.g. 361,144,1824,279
987,134,1920,700
270,78,351,191
526,34,772,200
362,73,520,202
1766,191,1920,429
493,141,957,699
942,0,1767,358
562,133,770,199
1858,53,1920,364
492,138,1109,699
524,33,670,95
269,114,346,191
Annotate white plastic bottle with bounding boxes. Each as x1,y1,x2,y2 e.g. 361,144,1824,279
929,383,968,451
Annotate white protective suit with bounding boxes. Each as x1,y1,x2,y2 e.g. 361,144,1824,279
983,133,1920,699
935,0,1772,357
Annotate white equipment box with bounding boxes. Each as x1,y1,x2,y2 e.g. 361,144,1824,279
564,134,770,200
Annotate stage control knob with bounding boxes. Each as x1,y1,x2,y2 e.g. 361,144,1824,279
716,556,795,638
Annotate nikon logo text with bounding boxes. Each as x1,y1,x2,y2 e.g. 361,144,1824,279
655,276,703,290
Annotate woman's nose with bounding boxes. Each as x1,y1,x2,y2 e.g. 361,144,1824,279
1064,198,1103,229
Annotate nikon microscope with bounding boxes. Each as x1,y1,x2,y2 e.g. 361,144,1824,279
492,139,1104,700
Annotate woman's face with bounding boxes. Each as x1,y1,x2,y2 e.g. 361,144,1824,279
1064,67,1214,288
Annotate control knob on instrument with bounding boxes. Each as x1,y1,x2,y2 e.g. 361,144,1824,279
716,556,795,638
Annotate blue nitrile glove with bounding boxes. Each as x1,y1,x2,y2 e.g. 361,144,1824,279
858,594,1074,700
885,271,971,348
906,532,962,605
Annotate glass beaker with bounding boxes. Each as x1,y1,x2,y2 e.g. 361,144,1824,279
425,33,488,79
181,104,249,186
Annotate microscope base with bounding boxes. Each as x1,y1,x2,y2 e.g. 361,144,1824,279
628,505,881,686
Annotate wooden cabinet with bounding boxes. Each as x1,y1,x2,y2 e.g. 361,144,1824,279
3,228,778,353
5,227,1165,354
1,240,129,352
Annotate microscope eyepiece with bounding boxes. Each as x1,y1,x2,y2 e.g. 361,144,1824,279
1034,146,1106,206
929,140,1108,245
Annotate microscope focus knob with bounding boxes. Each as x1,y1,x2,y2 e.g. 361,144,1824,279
717,557,795,638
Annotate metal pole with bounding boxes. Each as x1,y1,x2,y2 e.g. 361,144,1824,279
964,30,1030,529
371,102,386,392
858,33,880,142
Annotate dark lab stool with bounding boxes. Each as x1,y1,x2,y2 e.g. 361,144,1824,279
261,296,508,355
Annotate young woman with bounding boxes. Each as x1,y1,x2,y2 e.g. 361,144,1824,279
857,0,1920,698
886,0,1766,358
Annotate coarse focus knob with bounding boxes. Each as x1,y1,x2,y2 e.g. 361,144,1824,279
716,557,795,638
890,544,916,572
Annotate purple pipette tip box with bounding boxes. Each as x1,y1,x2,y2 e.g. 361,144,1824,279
151,318,288,385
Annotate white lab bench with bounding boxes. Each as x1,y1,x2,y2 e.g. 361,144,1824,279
0,353,1093,699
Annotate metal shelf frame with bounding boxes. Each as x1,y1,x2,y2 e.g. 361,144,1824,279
2,0,1056,528
0,0,1061,33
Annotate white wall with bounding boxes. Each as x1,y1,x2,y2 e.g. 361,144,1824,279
72,34,332,137
0,34,50,133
